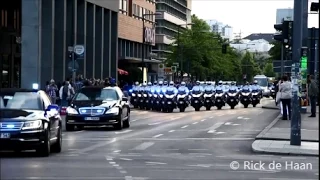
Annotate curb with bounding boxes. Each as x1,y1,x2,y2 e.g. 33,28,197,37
255,114,281,139
251,140,319,157
255,137,319,142
261,106,279,110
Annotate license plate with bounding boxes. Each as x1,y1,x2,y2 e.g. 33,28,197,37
0,133,10,139
85,117,100,120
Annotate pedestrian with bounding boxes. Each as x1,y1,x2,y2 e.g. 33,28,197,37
59,81,73,107
307,75,318,117
46,79,58,104
279,75,292,120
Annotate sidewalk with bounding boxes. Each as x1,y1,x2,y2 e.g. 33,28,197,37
252,106,319,156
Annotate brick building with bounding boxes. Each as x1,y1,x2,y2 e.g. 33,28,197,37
118,0,160,82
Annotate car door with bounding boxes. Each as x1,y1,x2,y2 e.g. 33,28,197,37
116,88,128,117
40,92,59,138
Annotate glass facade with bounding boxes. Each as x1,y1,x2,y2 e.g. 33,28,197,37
0,0,119,89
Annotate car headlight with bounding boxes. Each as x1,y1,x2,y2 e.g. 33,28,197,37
66,107,78,114
22,120,42,130
106,107,119,115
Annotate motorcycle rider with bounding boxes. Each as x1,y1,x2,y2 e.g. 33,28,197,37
204,81,215,92
167,81,178,93
133,81,140,91
229,81,238,91
161,81,168,93
151,81,158,92
192,81,204,92
178,81,189,93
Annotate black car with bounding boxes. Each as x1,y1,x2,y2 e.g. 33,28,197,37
65,86,130,130
0,89,62,157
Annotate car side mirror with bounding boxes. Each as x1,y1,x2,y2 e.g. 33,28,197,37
122,97,128,101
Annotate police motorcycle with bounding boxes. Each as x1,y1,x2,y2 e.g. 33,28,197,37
158,81,168,111
190,81,204,111
162,81,178,113
203,81,215,110
240,83,252,108
129,82,140,108
270,85,276,99
144,82,153,110
138,83,147,109
226,82,239,109
251,82,261,107
176,82,190,112
214,81,226,110
150,81,159,111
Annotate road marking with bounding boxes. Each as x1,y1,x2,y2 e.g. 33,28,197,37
232,124,241,126
146,161,167,165
76,138,117,154
153,134,163,138
168,130,175,133
217,114,223,116
209,116,213,118
115,130,132,134
224,122,232,125
243,117,250,120
201,119,206,121
165,149,179,150
148,122,162,125
237,117,243,119
280,156,306,160
121,137,254,141
187,164,211,168
73,130,84,133
113,164,120,167
132,142,155,150
214,132,225,134
189,153,212,156
109,162,116,164
207,122,224,133
131,120,137,122
181,125,189,129
259,178,317,180
120,171,127,174
119,158,132,161
5,177,149,180
188,149,208,151
113,150,121,153
192,122,199,125
215,155,226,158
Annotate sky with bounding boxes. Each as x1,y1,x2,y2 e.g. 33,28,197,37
191,0,319,37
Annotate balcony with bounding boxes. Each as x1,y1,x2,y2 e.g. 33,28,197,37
155,11,187,26
155,34,175,45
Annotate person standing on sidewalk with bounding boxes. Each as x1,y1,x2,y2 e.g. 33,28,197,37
279,75,292,120
46,79,58,104
307,75,318,117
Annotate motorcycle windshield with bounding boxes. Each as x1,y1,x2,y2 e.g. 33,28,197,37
216,90,223,94
192,91,201,95
229,90,237,93
166,91,175,95
205,90,213,94
178,91,186,95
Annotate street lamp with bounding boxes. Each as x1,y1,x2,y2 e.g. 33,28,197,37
177,23,194,81
141,12,161,83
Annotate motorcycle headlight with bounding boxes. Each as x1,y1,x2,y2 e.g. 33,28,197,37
143,94,147,97
153,94,158,97
228,93,237,96
22,120,42,130
159,94,163,98
131,93,136,97
66,107,78,114
138,94,142,97
177,95,186,99
192,94,201,98
106,107,119,115
204,94,213,97
242,93,249,96
215,94,222,97
252,93,258,96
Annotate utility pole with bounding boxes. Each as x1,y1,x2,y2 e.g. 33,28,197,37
290,0,305,146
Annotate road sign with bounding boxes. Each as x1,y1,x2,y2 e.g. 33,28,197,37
73,45,85,56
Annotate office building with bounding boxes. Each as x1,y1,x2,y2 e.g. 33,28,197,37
118,0,159,82
0,0,119,89
153,0,192,61
276,8,293,24
207,20,233,40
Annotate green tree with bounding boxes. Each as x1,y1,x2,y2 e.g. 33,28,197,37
241,51,261,82
167,14,242,81
263,62,275,77
268,41,281,60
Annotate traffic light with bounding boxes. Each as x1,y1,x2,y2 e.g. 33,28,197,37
300,47,308,81
222,44,227,54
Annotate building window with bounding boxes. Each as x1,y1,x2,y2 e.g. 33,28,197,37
139,7,143,17
119,0,127,15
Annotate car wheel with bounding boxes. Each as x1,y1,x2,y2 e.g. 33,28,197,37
114,113,123,130
51,126,62,153
36,129,50,157
123,112,130,128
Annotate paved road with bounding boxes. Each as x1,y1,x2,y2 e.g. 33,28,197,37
1,99,318,180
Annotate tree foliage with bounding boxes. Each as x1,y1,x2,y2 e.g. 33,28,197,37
268,41,281,60
241,52,261,82
167,15,249,82
263,62,276,77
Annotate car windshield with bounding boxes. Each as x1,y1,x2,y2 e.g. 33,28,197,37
0,92,42,110
254,78,268,87
74,88,119,101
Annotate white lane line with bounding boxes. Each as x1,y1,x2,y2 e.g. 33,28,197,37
165,149,179,150
113,164,120,167
73,130,84,134
209,116,213,118
181,125,189,129
120,171,127,174
76,138,117,154
115,130,132,134
216,155,226,158
189,153,212,156
146,161,167,165
131,120,137,122
188,149,208,151
132,142,155,150
207,122,224,133
201,119,206,121
280,156,306,160
119,158,132,161
148,122,162,125
192,122,198,125
224,122,232,125
113,150,121,153
168,130,175,133
153,134,163,138
109,162,116,164
217,114,223,116
214,132,225,134
187,164,211,168
237,117,243,119
232,124,241,126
